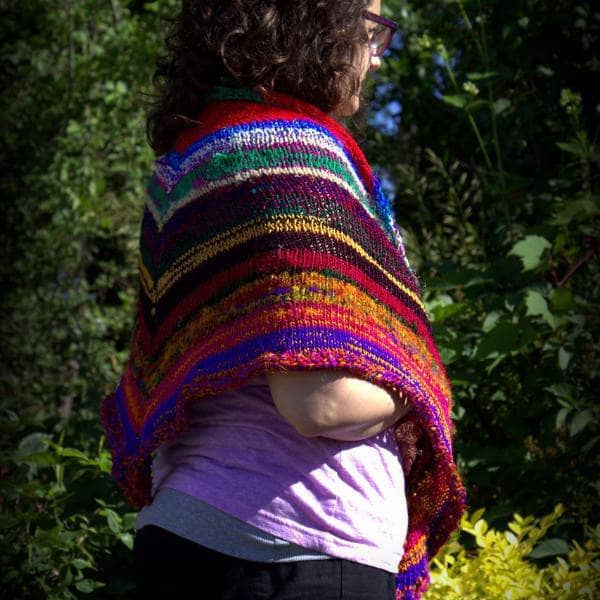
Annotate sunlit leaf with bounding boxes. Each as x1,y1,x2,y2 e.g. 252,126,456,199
525,290,556,329
558,347,572,370
508,235,551,271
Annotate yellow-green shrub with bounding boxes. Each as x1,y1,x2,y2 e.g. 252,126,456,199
427,505,599,599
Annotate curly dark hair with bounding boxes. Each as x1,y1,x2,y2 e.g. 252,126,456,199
147,0,371,154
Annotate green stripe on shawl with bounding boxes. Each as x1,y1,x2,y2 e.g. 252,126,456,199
148,149,367,221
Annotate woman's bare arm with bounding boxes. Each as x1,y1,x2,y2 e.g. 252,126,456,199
266,370,412,441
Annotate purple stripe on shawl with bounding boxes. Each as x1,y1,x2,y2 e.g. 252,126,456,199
177,327,449,446
395,553,429,590
115,385,141,454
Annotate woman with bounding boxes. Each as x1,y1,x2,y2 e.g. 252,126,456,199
100,1,466,598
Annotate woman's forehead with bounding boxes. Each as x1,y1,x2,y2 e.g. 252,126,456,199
368,0,382,15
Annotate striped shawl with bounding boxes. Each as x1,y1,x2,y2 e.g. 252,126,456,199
100,84,467,599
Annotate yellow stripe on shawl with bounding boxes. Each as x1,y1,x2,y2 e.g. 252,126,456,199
140,215,426,313
135,271,452,440
143,270,433,389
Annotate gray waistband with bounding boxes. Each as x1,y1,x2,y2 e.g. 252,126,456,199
136,487,333,563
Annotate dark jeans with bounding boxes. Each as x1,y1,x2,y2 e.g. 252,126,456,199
134,525,396,600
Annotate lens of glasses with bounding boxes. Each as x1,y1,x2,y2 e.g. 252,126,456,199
369,26,392,56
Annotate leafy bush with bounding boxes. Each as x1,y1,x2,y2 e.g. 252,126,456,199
369,0,600,534
428,505,600,599
1,0,597,597
0,1,168,597
1,432,136,598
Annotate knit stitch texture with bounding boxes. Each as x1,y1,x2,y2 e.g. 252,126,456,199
100,83,467,598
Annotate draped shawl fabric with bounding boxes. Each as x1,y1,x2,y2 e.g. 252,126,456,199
100,84,467,598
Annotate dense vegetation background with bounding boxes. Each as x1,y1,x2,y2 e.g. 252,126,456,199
1,0,598,597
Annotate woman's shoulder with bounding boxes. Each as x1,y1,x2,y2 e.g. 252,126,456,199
170,99,346,159
150,98,363,200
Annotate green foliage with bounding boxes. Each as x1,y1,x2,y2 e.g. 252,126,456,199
1,433,136,598
0,0,176,597
369,0,600,535
1,0,166,434
1,0,598,597
427,506,600,599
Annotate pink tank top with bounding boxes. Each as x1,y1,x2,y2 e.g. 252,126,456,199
151,375,408,573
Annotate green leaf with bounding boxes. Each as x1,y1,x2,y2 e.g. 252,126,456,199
569,409,594,437
555,407,571,430
97,453,112,473
104,509,121,534
17,451,57,466
550,288,573,311
75,579,104,594
474,320,520,359
470,508,486,523
508,235,551,271
463,100,489,112
58,448,90,461
482,310,502,333
525,290,556,329
552,198,599,225
466,71,498,81
545,383,575,401
556,141,585,157
505,531,518,545
14,432,52,461
527,538,570,559
519,324,537,347
434,266,492,288
440,346,457,364
558,347,572,370
432,302,467,322
122,513,138,530
536,65,555,76
492,97,511,115
441,94,468,109
119,532,134,550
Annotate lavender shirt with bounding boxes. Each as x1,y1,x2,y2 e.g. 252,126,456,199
150,375,408,573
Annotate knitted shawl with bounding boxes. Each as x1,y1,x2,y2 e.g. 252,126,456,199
100,83,467,598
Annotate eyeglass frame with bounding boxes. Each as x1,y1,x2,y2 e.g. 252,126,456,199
362,10,398,57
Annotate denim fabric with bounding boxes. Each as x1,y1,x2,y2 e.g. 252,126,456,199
134,525,396,600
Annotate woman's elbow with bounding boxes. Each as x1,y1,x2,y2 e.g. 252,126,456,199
266,371,339,437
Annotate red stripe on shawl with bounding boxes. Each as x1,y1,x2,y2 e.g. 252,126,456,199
173,94,375,196
266,89,376,196
130,300,445,423
174,100,315,152
270,249,439,358
136,248,434,360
